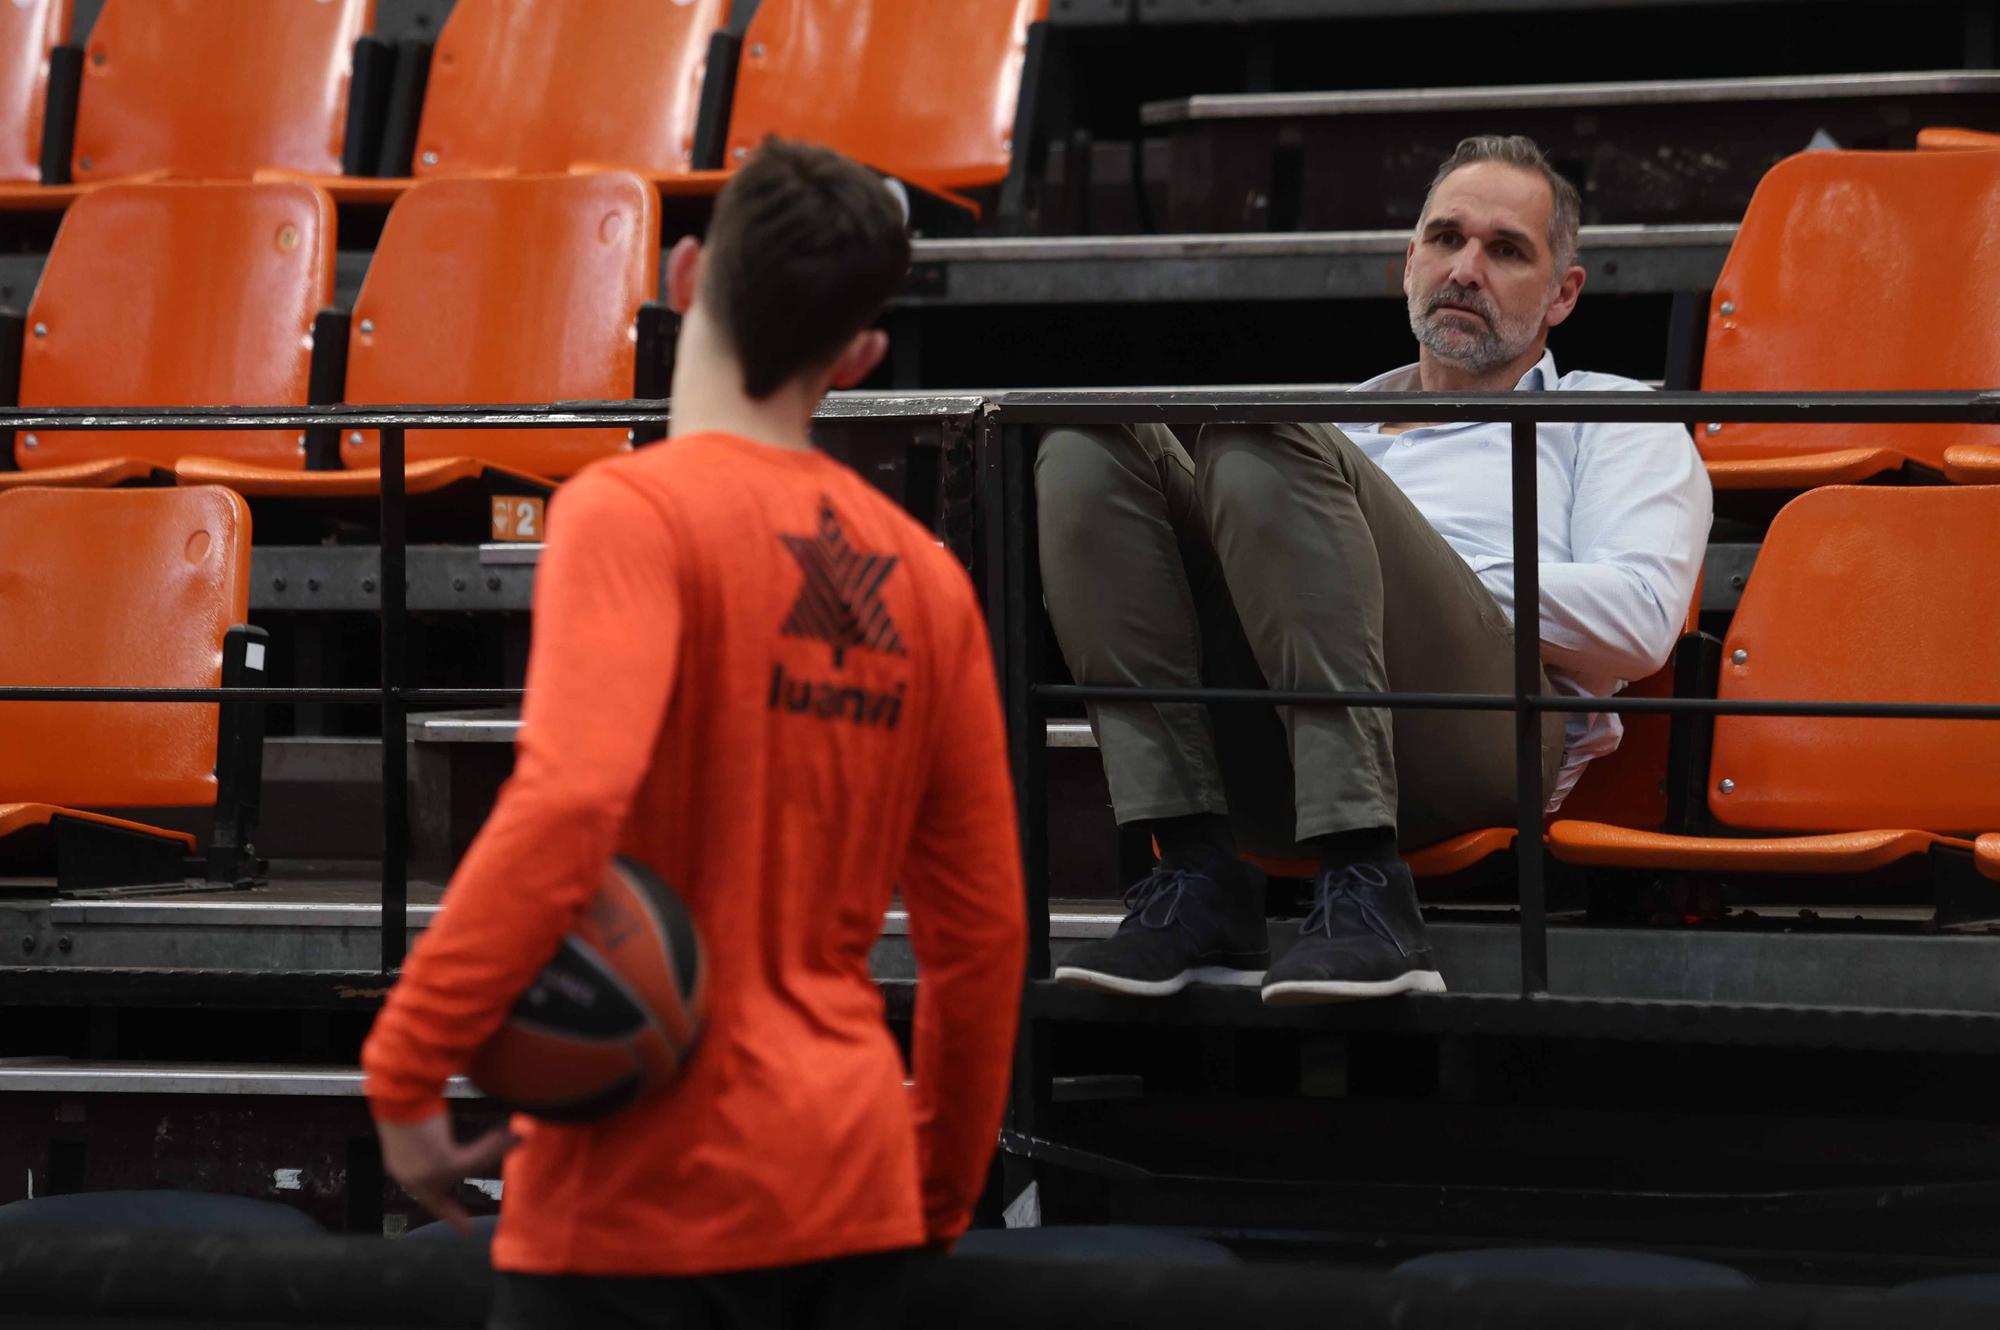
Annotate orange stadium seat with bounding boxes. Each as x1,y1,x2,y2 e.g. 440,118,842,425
411,0,726,180
1550,486,2000,879
1697,149,2000,493
635,0,1040,211
0,181,335,489
74,0,370,182
1917,126,2000,151
177,171,661,511
0,0,68,183
0,486,266,891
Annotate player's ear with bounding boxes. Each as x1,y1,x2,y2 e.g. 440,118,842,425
827,329,888,390
665,236,702,316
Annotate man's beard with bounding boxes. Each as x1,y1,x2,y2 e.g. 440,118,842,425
1407,281,1543,373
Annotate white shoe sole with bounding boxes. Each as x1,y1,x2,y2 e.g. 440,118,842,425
1260,970,1447,1006
1052,963,1268,997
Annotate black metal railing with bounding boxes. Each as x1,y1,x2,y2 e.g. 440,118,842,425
982,387,2000,997
4,389,2000,992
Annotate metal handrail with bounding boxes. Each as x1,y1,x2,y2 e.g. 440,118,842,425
6,388,2000,985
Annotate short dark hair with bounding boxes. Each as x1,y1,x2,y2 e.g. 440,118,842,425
699,138,912,400
1421,135,1582,271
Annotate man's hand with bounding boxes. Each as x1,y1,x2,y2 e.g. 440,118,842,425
375,1111,519,1233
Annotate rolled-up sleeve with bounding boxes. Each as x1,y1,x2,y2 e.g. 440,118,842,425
1480,405,1712,682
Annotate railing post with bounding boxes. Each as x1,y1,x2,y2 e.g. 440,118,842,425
379,426,409,974
1512,417,1548,996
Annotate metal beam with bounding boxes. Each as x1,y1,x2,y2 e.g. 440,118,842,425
901,226,1733,304
1115,0,1965,18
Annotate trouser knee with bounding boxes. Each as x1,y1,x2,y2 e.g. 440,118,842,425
1036,425,1167,546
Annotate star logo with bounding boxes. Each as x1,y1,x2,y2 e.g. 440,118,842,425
779,498,907,668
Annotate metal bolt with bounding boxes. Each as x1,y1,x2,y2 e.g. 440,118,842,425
733,145,748,161
486,576,501,591
358,319,374,335
305,577,320,592
272,576,287,591
32,322,45,337
56,935,72,954
421,150,439,167
21,433,35,448
1719,301,1736,316
349,431,364,445
77,156,91,170
1704,422,1721,435
1731,648,1748,665
1718,778,1736,794
452,577,466,592
90,48,105,66
1729,574,1745,590
296,433,307,452
19,935,33,955
749,42,765,57
625,429,635,443
362,578,376,593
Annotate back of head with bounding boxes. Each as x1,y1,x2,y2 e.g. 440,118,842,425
699,138,912,400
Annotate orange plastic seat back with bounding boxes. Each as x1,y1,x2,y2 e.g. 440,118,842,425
1556,583,1701,830
73,0,371,182
1699,150,2000,471
0,0,67,182
1918,127,2000,151
341,172,658,477
18,181,336,471
729,0,1039,192
1710,486,2000,833
0,486,250,809
413,0,726,178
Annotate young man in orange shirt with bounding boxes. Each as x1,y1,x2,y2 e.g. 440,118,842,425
362,140,1027,1329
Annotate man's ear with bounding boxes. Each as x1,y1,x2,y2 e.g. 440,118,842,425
665,236,702,315
827,328,889,390
1545,263,1587,330
1402,235,1417,300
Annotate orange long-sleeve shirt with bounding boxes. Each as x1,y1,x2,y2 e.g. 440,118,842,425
362,431,1026,1277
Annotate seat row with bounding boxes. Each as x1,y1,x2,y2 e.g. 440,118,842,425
0,0,1040,216
0,171,659,531
3,476,1998,899
5,142,2000,518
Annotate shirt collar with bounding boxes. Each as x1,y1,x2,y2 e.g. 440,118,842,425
1348,349,1558,431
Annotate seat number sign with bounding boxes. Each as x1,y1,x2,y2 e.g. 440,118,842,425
492,496,546,542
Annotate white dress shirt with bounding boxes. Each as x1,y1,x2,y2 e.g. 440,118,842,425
1337,350,1713,806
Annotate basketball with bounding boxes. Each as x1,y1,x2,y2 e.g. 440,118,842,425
466,856,707,1123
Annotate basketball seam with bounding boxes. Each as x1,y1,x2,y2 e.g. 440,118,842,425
616,859,701,1059
568,934,687,1061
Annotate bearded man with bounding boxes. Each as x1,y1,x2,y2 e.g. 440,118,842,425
1037,134,1711,1005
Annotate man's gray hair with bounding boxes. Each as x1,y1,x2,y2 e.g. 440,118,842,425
1421,135,1581,272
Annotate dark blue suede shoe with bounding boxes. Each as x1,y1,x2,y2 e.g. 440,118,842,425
1053,860,1269,997
1261,861,1444,1005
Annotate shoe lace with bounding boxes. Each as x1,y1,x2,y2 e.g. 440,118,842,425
1121,865,1201,931
1299,863,1407,955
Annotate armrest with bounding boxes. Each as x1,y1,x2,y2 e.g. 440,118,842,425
374,37,435,177
633,301,674,445
343,35,398,178
1661,288,1710,393
0,306,23,470
688,30,742,172
305,307,351,469
38,43,82,185
1663,630,1721,833
208,624,270,887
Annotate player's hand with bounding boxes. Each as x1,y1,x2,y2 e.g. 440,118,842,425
375,1111,519,1233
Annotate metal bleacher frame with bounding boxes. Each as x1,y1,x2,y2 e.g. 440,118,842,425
1050,0,1995,24
6,387,2000,1247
